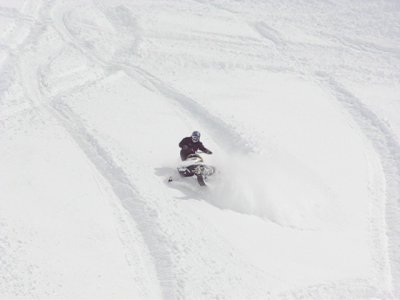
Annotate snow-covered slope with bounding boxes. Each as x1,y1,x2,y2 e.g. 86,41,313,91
1,0,399,299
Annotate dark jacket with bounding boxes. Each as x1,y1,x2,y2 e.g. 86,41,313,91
179,137,211,160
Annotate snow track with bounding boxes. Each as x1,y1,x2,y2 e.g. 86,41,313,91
317,73,400,297
132,67,256,153
51,101,176,299
1,0,168,297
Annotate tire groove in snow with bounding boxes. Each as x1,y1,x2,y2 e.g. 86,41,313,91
249,12,399,296
50,101,177,300
316,72,400,298
8,1,173,295
132,66,256,154
11,4,175,296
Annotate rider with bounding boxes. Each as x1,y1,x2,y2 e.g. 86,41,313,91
179,131,212,161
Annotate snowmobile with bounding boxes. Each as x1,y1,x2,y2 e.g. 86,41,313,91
170,152,215,186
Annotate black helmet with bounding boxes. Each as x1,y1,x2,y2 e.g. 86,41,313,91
191,131,200,142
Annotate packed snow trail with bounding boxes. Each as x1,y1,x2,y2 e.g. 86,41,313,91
1,0,399,299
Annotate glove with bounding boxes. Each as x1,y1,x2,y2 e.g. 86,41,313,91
206,150,212,155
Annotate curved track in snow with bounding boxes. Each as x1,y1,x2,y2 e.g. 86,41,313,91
316,74,400,296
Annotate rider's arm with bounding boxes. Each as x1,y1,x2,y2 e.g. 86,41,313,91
179,138,187,148
199,142,212,154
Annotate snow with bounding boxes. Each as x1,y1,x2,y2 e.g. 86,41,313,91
1,0,399,299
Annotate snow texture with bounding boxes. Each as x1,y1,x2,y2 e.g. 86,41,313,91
0,0,399,299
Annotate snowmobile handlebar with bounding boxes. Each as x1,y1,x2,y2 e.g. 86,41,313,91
196,150,212,155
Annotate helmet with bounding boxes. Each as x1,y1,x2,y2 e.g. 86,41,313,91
191,131,201,142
